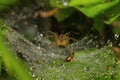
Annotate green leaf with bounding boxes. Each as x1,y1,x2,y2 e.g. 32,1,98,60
0,0,19,11
69,0,105,7
0,0,19,5
49,0,68,8
50,0,106,8
104,2,120,24
105,14,120,24
74,0,119,18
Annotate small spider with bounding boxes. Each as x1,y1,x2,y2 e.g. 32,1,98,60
48,31,78,47
64,52,74,62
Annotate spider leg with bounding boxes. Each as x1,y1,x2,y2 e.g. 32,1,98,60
69,38,78,42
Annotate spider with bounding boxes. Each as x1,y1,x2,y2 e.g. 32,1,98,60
64,52,74,62
47,31,78,47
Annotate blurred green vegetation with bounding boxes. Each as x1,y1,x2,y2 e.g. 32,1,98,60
0,0,120,33
0,56,2,75
0,21,33,80
0,0,19,11
49,0,120,33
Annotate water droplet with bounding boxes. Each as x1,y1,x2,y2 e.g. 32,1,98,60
15,56,18,59
63,1,68,6
95,45,99,48
119,43,120,46
95,59,100,63
105,76,108,78
51,53,55,57
37,46,41,49
32,74,35,77
114,33,119,40
30,67,34,71
34,25,38,28
56,0,60,4
40,34,43,37
35,78,39,80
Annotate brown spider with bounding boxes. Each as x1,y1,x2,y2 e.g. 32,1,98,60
48,31,78,47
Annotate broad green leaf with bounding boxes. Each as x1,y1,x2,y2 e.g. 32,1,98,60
50,0,106,8
74,0,119,18
0,0,19,11
69,0,106,7
0,0,19,5
49,0,69,8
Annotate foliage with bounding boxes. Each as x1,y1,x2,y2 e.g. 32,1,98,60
0,56,2,75
74,0,119,18
0,21,33,80
49,0,120,33
0,0,19,11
